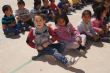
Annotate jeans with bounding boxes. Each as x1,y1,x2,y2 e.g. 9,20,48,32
38,43,68,65
3,25,19,35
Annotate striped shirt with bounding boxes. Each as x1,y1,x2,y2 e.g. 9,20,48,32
2,15,16,26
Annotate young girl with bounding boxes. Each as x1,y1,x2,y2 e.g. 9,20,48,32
26,14,77,67
92,5,108,36
54,14,87,56
78,10,99,41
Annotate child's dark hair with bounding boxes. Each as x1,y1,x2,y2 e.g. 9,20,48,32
34,13,46,20
95,5,106,20
2,5,12,13
55,14,69,26
82,10,92,17
34,0,41,8
17,0,25,5
49,0,54,2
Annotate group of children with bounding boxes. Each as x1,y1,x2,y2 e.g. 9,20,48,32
1,0,110,67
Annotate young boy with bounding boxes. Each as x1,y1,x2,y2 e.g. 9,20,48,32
49,0,61,15
26,14,78,67
78,10,99,41
30,0,42,20
2,5,19,36
41,0,54,21
15,0,33,31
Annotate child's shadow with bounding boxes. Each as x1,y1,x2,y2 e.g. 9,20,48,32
86,40,104,50
32,51,85,73
5,35,21,39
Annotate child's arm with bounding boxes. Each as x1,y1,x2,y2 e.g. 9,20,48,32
26,29,36,48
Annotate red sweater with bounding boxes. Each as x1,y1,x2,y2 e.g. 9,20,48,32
26,27,56,49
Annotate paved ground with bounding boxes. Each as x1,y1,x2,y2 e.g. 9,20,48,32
0,0,110,73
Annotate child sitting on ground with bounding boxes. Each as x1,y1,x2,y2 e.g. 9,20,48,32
26,14,78,67
2,5,20,36
30,0,42,19
15,0,34,31
78,10,99,41
53,14,87,56
41,0,55,21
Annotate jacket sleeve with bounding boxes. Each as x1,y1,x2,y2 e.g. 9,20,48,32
26,29,36,48
70,23,80,37
48,26,58,42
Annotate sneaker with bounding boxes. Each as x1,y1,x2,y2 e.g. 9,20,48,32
65,56,79,67
76,46,87,58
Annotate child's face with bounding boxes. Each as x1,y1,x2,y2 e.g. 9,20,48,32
82,15,91,24
34,15,45,29
57,18,66,26
18,4,25,9
4,9,12,16
102,10,107,18
43,0,49,7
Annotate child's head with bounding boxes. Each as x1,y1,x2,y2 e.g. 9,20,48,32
34,0,41,9
95,5,107,20
104,0,110,8
82,10,92,24
55,14,69,26
2,5,13,16
34,14,46,29
42,0,49,7
49,0,55,3
17,0,25,9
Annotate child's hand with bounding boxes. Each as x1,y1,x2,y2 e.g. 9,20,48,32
37,46,43,50
76,37,82,44
42,41,50,48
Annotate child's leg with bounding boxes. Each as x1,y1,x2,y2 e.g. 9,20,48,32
65,42,80,50
41,48,68,65
80,34,86,46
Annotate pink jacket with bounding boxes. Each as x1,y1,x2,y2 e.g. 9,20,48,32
54,23,80,43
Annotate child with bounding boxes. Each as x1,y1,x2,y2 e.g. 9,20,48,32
30,0,42,19
2,5,19,36
92,5,108,36
78,10,99,41
58,0,75,15
41,0,54,21
26,14,78,67
49,0,61,15
54,14,87,56
15,0,34,30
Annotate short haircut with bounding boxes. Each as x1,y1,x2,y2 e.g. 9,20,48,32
34,13,46,21
2,5,12,13
17,0,25,5
82,10,92,17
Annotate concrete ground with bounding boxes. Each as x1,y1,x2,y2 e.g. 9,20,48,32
0,0,110,73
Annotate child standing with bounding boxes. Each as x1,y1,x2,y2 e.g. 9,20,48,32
2,5,19,36
15,0,34,31
78,10,99,41
26,14,78,67
54,14,87,56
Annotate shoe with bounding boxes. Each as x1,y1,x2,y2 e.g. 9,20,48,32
76,46,87,58
65,56,79,67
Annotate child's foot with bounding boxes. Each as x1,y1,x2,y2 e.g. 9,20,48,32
65,56,79,68
76,46,87,58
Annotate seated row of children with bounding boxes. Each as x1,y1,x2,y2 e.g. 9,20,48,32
2,0,110,67
26,8,110,67
1,0,93,36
